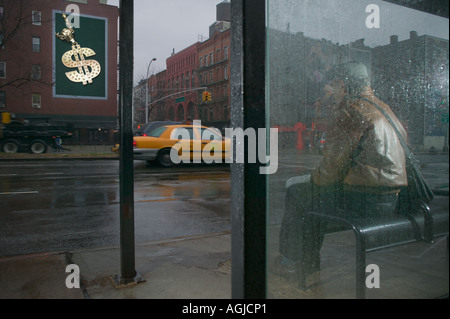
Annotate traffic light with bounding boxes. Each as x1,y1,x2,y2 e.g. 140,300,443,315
202,91,208,102
202,91,212,102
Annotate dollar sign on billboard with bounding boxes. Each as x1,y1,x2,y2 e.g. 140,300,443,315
62,44,101,85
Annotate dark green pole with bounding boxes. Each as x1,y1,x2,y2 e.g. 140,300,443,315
231,0,267,298
116,0,143,285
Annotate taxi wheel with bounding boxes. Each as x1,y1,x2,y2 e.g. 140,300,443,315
157,148,174,167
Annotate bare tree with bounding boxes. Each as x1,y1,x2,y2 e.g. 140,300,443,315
0,0,55,89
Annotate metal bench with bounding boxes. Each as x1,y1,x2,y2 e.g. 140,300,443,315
298,193,449,298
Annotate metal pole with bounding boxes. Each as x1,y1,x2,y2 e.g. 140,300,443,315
145,58,157,124
113,0,144,286
231,0,267,299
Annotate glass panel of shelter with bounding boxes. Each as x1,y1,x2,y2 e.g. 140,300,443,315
266,0,448,298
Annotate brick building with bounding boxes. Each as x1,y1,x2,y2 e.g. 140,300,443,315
372,32,449,151
148,69,167,122
0,0,119,145
197,27,230,131
133,69,168,127
165,42,199,123
134,0,231,132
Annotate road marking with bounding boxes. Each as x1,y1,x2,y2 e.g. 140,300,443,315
0,191,39,195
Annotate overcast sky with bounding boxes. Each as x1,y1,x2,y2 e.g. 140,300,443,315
107,0,449,85
107,0,220,84
268,0,449,48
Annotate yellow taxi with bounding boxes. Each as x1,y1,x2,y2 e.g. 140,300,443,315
111,144,120,153
133,124,230,167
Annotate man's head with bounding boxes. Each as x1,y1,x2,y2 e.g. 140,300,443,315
328,62,370,100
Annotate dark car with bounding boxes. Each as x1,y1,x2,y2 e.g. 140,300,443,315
134,121,182,137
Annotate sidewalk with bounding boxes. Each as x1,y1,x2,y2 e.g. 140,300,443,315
1,228,448,300
0,232,232,299
0,145,118,161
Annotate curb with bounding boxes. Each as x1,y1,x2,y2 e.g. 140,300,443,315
0,154,119,161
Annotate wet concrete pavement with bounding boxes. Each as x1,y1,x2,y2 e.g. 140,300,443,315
1,225,447,300
0,231,231,300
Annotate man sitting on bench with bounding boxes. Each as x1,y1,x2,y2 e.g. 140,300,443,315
274,61,408,280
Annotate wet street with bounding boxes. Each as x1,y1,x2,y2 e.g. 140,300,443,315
0,160,231,257
1,153,447,259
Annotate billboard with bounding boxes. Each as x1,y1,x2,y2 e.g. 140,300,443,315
53,11,108,100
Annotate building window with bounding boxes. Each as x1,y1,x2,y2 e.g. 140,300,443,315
0,91,5,108
32,11,42,26
32,37,40,52
31,65,41,81
224,66,228,80
32,93,41,109
0,62,5,78
210,52,214,65
0,7,4,20
199,57,203,68
224,46,228,59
